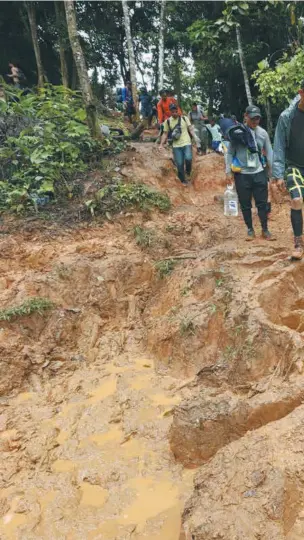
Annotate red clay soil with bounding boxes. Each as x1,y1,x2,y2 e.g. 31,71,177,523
0,143,302,540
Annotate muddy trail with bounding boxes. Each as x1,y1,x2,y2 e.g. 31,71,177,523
0,143,303,540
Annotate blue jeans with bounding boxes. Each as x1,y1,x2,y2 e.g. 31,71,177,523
173,145,193,183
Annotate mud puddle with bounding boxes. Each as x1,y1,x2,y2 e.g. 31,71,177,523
0,354,195,539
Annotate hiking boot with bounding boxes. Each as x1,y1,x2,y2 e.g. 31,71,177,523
262,229,276,241
291,236,304,260
181,180,189,186
246,228,255,241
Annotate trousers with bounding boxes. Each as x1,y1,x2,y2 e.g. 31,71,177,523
172,145,193,183
234,170,268,230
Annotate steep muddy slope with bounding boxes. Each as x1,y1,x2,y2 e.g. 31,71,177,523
0,144,301,540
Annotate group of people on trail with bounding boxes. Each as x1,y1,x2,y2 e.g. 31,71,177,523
223,80,304,261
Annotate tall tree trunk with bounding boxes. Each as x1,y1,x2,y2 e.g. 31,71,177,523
158,0,166,92
122,0,139,119
25,1,45,87
174,46,182,107
207,84,214,117
54,1,69,87
64,0,101,138
236,25,252,106
265,98,273,137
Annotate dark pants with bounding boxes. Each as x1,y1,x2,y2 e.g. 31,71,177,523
172,145,192,183
234,170,268,230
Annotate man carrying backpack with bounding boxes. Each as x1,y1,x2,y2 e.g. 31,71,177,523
159,103,196,185
226,105,274,241
188,103,208,155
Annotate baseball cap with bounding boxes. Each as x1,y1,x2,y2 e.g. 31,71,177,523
169,103,178,111
246,105,262,118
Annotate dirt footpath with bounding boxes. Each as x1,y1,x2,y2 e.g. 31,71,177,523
0,145,302,540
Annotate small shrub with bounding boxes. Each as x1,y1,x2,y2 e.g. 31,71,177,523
0,297,55,321
133,225,155,248
155,259,176,278
86,183,171,217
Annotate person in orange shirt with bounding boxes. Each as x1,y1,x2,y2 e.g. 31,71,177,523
157,89,182,125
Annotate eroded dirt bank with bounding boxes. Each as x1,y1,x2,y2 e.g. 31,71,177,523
0,144,303,539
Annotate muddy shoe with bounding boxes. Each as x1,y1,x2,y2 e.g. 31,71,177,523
262,229,276,241
246,228,255,241
291,236,304,260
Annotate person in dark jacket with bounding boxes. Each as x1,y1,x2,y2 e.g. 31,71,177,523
139,87,153,127
272,82,304,259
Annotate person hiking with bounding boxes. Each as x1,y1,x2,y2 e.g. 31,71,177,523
7,62,25,88
157,89,181,125
159,103,196,185
272,81,304,259
139,87,153,127
226,105,274,241
122,81,135,123
219,114,238,139
189,102,208,155
206,118,222,151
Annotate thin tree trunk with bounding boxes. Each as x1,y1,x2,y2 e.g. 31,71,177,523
174,46,182,107
207,84,214,117
71,57,78,89
122,0,139,119
64,0,101,138
25,1,45,87
158,0,166,92
265,98,273,137
54,1,69,87
236,25,252,106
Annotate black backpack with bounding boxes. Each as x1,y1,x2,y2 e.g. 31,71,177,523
226,123,257,154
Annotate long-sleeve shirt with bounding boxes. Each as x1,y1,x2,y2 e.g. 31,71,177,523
157,97,182,124
226,125,273,175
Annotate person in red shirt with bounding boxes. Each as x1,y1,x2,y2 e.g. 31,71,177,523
157,89,182,124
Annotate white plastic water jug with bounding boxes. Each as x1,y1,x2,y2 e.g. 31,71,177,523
224,185,238,217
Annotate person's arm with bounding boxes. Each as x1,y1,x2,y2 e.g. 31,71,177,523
263,131,273,177
272,113,287,186
226,142,234,177
159,121,168,148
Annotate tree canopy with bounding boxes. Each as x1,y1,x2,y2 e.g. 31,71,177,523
1,0,304,120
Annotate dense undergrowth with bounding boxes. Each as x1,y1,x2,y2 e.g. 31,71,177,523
0,85,122,212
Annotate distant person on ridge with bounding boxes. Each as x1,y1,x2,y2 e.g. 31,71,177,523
122,81,135,123
159,103,196,185
226,105,274,241
272,81,304,259
139,87,153,127
188,102,208,155
7,62,25,88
